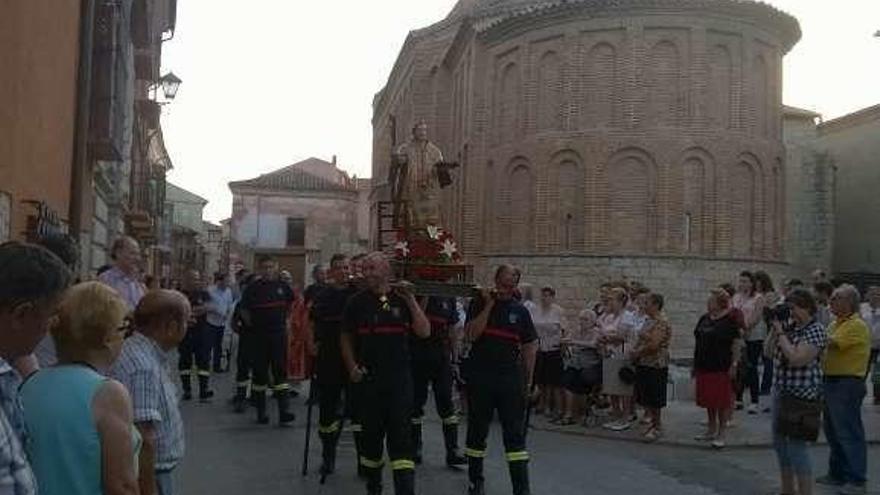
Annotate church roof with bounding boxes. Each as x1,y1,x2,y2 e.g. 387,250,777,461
228,157,357,194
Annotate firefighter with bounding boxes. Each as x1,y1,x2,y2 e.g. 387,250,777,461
340,252,430,495
308,253,358,477
345,252,369,478
464,264,538,495
232,272,257,413
239,255,296,426
410,296,467,467
178,269,213,401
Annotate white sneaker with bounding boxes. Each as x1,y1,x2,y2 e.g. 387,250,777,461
602,420,619,430
610,420,633,432
710,438,726,449
747,404,759,415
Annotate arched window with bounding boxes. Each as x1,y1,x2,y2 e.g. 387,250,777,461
608,151,654,253
647,41,681,126
551,157,584,251
584,43,617,127
538,51,563,131
753,55,769,137
708,45,733,129
508,163,534,252
730,161,756,257
498,63,520,140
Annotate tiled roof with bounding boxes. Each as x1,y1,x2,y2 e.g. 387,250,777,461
228,157,357,193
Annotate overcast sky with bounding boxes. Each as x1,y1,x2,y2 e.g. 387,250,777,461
161,0,880,223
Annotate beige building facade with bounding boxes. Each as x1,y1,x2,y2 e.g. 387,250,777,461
229,158,370,286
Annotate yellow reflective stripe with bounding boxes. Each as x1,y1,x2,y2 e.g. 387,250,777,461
318,421,340,434
179,370,192,376
442,415,459,425
197,370,211,377
252,385,268,392
506,451,529,462
411,417,423,425
391,459,415,471
349,424,363,433
273,383,291,392
465,448,487,458
359,457,384,468
236,380,251,387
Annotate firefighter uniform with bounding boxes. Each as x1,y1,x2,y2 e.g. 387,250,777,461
179,288,213,401
464,297,537,495
410,297,466,467
342,290,418,495
311,284,358,476
239,278,296,425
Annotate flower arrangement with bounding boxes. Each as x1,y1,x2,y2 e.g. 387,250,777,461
393,224,463,281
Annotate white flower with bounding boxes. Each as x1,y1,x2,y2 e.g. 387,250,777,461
426,225,441,240
394,241,410,257
441,239,457,259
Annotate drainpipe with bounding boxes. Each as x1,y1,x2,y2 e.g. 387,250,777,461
69,0,96,274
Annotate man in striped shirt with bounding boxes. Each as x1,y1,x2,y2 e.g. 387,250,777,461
111,290,190,495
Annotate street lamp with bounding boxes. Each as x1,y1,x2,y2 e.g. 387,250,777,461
159,72,182,100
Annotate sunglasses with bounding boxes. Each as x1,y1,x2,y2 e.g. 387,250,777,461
117,317,135,338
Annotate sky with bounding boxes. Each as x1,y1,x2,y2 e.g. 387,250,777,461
160,0,880,223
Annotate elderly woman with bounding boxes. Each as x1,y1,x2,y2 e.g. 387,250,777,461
816,285,870,492
692,288,742,449
630,293,672,442
599,287,635,431
763,289,827,495
20,282,139,495
560,309,602,425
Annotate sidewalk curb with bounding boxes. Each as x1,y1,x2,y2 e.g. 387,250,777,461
531,422,880,450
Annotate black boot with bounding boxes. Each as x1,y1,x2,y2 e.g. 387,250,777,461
509,461,531,495
319,431,338,476
276,390,295,426
254,390,269,424
874,385,880,405
392,468,415,495
198,374,214,402
180,374,192,401
364,465,382,495
443,424,466,467
353,427,367,479
468,457,485,495
233,385,247,413
411,422,423,465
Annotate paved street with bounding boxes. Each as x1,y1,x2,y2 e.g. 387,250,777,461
176,375,880,495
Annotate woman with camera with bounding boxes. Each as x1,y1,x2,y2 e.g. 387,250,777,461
763,289,828,495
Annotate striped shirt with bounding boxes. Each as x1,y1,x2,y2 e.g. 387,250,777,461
99,267,146,312
110,332,184,470
0,360,35,495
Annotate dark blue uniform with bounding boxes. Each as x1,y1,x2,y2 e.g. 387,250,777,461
178,288,212,400
311,284,358,475
410,297,464,466
465,297,537,495
342,290,417,495
240,278,296,424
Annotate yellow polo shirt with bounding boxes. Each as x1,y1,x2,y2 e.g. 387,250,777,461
824,314,871,377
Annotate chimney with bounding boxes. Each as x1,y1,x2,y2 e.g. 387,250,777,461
332,155,337,166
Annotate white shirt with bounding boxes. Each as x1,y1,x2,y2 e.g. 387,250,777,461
530,303,564,352
860,303,880,349
206,285,234,328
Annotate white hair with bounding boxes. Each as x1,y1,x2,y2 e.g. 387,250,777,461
832,284,861,314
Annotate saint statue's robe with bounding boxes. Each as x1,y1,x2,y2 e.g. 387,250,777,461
393,138,444,229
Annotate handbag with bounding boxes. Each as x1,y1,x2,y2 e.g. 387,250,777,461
775,392,822,442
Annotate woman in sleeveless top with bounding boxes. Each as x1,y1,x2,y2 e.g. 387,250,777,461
21,282,140,495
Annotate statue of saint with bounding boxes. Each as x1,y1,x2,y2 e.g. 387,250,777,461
389,121,457,230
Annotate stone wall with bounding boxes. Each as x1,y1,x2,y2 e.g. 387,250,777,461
480,255,791,358
818,107,880,275
783,112,835,277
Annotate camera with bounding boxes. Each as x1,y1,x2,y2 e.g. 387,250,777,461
764,302,791,323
